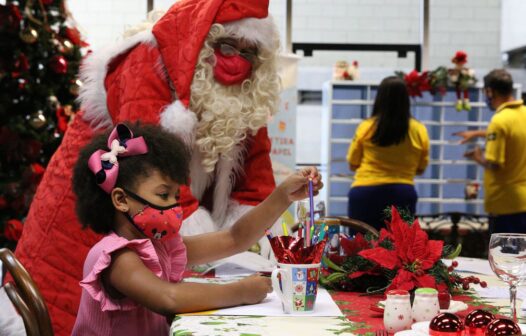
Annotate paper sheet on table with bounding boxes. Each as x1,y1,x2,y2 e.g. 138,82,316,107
215,263,257,277
442,257,495,276
200,251,276,276
181,287,343,317
475,286,526,311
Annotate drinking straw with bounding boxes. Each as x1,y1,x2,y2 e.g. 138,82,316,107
307,178,315,246
310,225,315,245
282,221,289,236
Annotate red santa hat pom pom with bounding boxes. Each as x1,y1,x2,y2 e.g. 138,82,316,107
159,100,198,146
452,51,467,65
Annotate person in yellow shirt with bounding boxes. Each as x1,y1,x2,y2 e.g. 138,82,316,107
346,76,429,230
464,69,526,233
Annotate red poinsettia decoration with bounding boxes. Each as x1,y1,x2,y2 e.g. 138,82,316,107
321,207,465,294
359,207,444,292
404,70,431,97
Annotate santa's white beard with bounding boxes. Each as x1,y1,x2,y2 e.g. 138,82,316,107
189,69,269,173
189,28,280,173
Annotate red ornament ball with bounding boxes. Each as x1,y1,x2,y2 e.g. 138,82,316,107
429,313,464,336
50,55,68,74
465,309,495,335
485,318,521,336
0,196,7,210
5,219,24,241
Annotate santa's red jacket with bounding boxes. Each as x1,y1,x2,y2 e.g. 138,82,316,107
13,1,277,334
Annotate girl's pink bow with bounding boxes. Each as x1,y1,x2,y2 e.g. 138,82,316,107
88,124,148,193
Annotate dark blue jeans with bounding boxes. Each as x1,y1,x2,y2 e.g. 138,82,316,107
489,212,526,234
348,184,417,231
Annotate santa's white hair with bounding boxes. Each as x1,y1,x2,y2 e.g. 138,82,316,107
189,21,281,173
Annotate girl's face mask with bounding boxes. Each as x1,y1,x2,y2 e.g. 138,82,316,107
124,189,183,242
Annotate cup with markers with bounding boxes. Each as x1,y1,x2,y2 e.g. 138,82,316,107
266,180,328,313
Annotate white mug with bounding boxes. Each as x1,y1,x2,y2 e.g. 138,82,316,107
271,263,320,314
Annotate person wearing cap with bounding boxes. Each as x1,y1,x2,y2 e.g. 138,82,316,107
464,69,526,233
12,1,281,334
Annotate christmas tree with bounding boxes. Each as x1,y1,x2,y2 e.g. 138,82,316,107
0,0,87,249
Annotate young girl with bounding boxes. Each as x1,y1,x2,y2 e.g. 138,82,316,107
71,123,322,335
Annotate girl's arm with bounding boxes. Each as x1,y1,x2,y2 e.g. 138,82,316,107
183,167,322,266
106,248,272,316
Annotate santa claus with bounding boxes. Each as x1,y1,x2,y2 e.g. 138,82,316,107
13,1,282,334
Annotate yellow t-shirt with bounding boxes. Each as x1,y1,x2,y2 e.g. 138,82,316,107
484,100,526,215
346,118,429,187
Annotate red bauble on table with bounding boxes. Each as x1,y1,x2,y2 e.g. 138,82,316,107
429,313,464,336
485,319,521,336
49,55,68,74
464,309,495,336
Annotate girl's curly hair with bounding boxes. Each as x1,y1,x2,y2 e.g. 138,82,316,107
72,123,190,234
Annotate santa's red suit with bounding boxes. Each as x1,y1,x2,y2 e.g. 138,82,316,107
13,1,281,334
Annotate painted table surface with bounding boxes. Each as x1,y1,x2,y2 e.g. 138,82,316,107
171,258,515,336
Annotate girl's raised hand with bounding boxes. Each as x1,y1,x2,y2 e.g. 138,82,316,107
277,167,323,202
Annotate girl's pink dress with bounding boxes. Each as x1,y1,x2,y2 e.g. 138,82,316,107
72,232,187,335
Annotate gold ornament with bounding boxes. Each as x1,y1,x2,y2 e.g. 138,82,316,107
19,27,39,44
29,110,47,129
62,40,74,54
51,38,62,52
47,95,59,109
69,79,83,96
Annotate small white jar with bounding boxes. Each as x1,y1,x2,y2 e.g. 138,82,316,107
383,290,413,333
412,287,440,322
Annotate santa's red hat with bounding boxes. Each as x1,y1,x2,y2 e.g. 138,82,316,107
153,0,277,108
79,0,278,144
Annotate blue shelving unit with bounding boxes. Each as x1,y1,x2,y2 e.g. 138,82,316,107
322,80,522,217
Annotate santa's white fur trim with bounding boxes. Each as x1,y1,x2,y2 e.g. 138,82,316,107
78,30,157,129
189,148,213,200
223,16,279,53
180,207,217,236
221,201,283,259
159,100,198,146
221,201,255,230
211,144,247,225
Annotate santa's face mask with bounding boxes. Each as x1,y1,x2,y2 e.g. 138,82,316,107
124,189,183,242
213,48,253,86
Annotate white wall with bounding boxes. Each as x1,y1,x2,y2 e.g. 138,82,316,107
501,0,526,52
270,0,501,70
68,0,146,51
69,0,502,70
